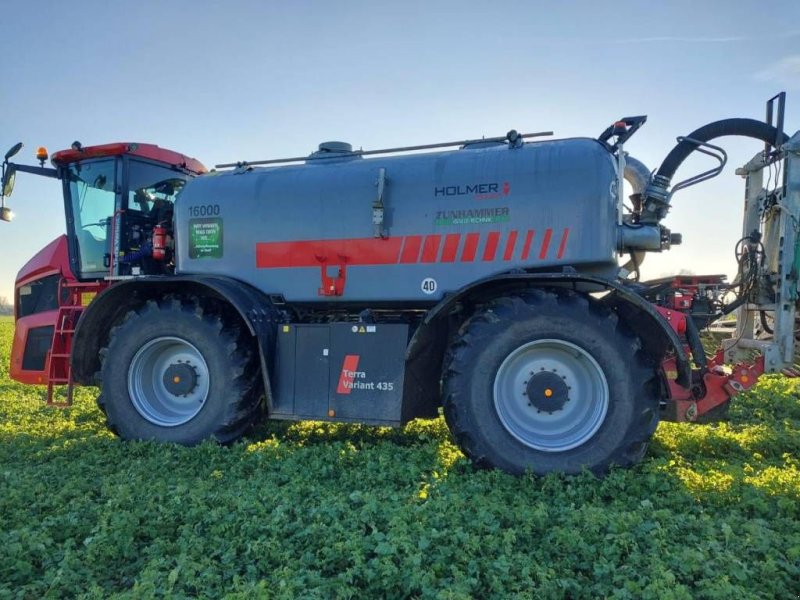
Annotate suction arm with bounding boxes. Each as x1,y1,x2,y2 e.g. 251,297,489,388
640,118,789,224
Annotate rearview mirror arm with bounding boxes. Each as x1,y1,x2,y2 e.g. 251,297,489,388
7,162,58,179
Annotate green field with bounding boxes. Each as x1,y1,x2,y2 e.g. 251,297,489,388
0,315,798,599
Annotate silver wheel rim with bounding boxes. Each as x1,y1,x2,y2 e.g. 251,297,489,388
127,336,210,427
493,339,609,452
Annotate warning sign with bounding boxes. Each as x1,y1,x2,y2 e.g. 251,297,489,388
189,218,223,259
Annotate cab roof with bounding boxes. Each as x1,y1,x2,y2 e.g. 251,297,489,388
51,142,206,175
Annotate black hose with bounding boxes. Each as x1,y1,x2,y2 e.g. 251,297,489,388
760,310,773,335
683,312,708,374
656,118,788,181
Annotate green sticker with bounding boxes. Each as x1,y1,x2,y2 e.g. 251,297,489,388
189,218,223,259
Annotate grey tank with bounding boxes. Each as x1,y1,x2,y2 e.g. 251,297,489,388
174,137,618,304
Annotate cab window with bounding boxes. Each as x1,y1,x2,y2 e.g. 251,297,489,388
126,161,187,223
68,159,116,277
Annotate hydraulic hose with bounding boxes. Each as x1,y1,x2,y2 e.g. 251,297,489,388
641,118,789,223
683,311,708,374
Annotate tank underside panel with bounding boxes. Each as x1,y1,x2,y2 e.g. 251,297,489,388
175,138,618,303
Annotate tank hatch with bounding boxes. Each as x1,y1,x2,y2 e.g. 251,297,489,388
307,141,361,162
318,141,352,153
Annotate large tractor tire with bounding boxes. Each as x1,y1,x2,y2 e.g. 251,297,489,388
98,297,262,445
442,290,659,475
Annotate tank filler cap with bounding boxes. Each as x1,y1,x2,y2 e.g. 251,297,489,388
308,141,361,162
318,141,353,153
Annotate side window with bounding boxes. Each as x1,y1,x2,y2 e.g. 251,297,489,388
126,161,187,224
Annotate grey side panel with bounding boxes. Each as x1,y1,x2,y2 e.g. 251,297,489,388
271,323,408,425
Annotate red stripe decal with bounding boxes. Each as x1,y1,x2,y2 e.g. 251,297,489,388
556,228,570,259
483,231,500,261
539,228,553,259
336,354,360,395
441,234,461,263
421,235,442,263
461,233,480,262
521,230,535,260
257,237,403,268
503,230,518,261
399,235,423,264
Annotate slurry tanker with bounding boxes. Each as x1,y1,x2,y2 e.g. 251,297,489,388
2,92,797,474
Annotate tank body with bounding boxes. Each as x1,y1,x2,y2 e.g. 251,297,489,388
175,138,618,303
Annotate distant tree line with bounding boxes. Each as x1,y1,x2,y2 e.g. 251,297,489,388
0,296,13,316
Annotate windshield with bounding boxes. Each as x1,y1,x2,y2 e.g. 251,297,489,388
68,159,116,277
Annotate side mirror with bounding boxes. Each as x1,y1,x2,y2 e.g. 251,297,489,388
4,142,23,161
2,164,16,197
0,206,12,222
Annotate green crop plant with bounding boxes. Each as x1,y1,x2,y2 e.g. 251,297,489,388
0,316,798,599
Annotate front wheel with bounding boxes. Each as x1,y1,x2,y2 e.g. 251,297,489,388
442,290,659,475
99,297,262,444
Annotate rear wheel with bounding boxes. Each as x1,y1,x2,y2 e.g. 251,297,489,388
442,290,659,475
99,297,262,444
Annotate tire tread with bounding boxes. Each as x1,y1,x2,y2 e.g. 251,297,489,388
442,289,660,475
97,294,263,445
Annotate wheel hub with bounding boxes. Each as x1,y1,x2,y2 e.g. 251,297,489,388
128,336,210,427
162,362,199,397
526,371,569,413
493,339,609,452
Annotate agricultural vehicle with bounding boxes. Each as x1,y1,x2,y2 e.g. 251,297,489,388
2,93,798,475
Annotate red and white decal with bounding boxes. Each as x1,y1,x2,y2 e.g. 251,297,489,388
336,355,361,395
255,227,570,269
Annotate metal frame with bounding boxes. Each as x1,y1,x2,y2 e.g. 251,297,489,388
723,130,800,372
766,92,786,155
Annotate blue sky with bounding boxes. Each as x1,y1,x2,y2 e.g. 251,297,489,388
1,0,798,301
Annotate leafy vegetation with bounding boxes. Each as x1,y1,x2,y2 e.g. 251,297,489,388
0,315,798,598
